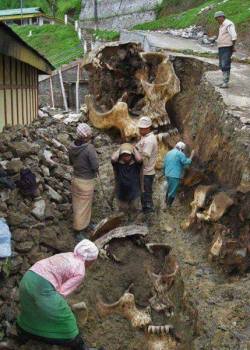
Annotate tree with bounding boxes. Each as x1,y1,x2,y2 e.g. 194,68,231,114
45,0,58,18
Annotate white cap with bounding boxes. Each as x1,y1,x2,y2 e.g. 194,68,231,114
175,141,186,151
138,116,152,129
214,11,225,18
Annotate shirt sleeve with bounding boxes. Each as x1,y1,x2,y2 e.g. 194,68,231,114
227,23,237,41
88,144,99,172
111,150,120,163
59,274,84,297
179,152,192,167
143,141,154,158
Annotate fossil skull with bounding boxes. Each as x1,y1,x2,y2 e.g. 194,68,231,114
83,42,181,148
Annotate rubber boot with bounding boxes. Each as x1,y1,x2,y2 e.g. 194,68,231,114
220,71,230,88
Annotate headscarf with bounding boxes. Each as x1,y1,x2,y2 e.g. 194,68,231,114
119,143,133,156
74,239,99,261
76,123,92,139
175,141,186,151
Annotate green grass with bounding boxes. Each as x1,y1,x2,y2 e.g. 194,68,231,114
12,24,83,67
134,0,250,34
0,0,81,19
93,29,120,42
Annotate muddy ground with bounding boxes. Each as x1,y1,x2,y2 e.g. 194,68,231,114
15,141,250,350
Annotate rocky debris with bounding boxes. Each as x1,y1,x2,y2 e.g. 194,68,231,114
0,110,110,345
162,25,216,46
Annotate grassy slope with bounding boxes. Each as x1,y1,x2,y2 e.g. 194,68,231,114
134,0,250,39
93,29,120,41
0,0,81,19
12,24,83,67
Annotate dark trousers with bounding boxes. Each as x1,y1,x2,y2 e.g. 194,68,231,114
141,175,155,212
218,46,233,72
17,325,88,350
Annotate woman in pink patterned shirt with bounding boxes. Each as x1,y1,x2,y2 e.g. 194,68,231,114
17,239,102,350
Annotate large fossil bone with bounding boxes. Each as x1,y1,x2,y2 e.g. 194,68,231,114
97,291,152,329
196,192,234,222
85,95,138,140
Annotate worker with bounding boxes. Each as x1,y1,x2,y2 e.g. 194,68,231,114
136,116,158,213
69,123,99,238
214,11,237,88
163,142,195,207
111,143,143,213
17,240,103,350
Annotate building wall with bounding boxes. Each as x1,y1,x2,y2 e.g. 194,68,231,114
39,65,89,109
80,0,159,30
0,53,38,131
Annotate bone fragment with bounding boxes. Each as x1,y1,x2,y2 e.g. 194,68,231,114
91,212,125,240
182,185,217,229
94,225,148,250
97,292,152,328
196,192,234,222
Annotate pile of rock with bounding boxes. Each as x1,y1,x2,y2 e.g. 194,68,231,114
162,26,216,46
0,112,113,345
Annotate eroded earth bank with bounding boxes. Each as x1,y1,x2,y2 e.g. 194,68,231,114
0,42,249,350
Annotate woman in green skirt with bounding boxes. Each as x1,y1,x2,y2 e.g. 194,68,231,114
17,239,102,350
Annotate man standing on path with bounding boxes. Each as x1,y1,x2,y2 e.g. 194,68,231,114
163,142,195,208
136,116,158,213
214,11,237,88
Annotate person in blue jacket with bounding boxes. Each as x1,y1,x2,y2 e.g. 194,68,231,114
163,141,195,207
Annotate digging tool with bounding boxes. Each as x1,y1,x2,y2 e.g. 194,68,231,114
97,173,114,210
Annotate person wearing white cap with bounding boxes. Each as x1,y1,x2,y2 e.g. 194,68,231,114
136,116,158,213
214,11,237,88
68,123,99,238
111,143,143,212
17,239,103,350
163,142,195,207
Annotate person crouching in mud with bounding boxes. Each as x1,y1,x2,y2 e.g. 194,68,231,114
69,123,99,239
111,143,143,214
17,239,105,350
163,142,195,208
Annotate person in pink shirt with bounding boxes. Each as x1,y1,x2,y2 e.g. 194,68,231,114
17,239,104,350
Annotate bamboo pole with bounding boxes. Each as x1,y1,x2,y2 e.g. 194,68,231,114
49,76,55,109
76,64,80,113
58,68,68,112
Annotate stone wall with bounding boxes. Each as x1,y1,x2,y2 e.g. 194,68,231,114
39,65,89,109
80,0,159,30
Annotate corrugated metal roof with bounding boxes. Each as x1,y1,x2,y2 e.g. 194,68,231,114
0,7,43,17
0,22,54,74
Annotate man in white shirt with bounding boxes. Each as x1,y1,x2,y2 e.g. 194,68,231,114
136,116,158,213
214,11,237,88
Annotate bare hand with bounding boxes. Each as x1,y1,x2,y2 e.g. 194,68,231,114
190,150,195,159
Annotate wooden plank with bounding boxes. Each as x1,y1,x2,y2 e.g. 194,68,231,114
5,90,12,125
0,54,5,130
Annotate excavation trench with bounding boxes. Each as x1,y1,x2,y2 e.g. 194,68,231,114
1,43,249,350
69,237,192,350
